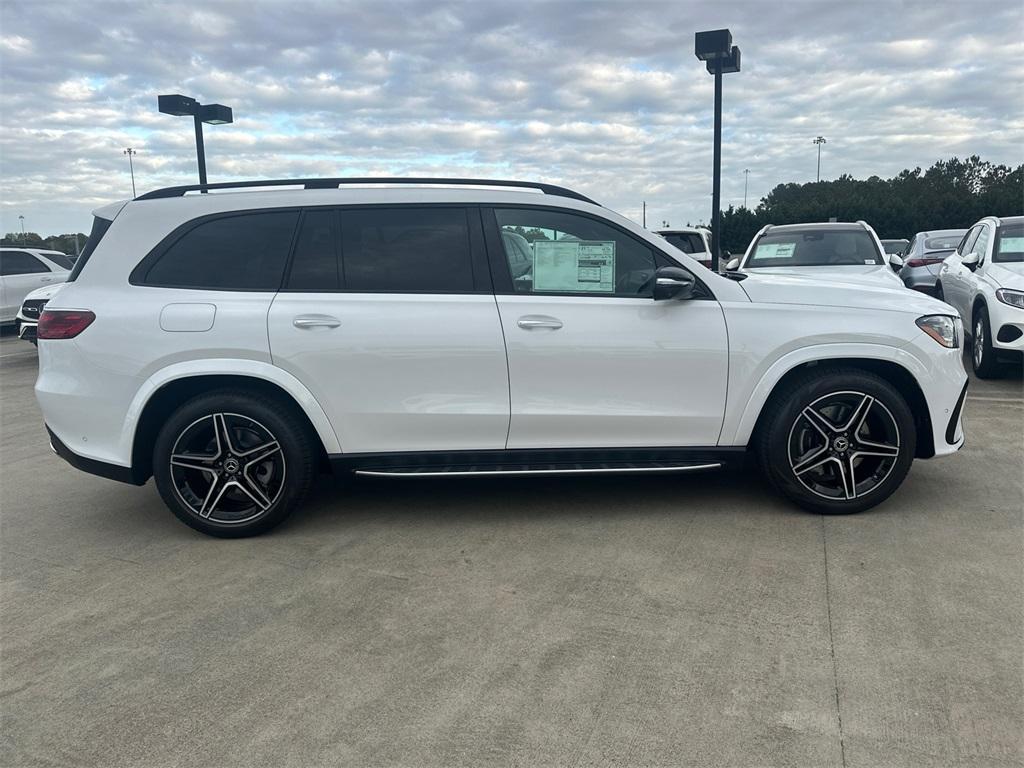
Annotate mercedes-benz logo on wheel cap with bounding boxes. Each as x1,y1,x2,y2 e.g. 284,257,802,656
223,458,240,474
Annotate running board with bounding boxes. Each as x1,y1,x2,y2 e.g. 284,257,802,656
354,462,722,478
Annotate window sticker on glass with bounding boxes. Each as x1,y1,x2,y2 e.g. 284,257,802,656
999,237,1024,253
754,242,796,259
532,240,616,292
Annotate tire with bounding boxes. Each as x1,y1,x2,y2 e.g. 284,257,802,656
971,305,1001,379
153,389,317,537
756,368,916,515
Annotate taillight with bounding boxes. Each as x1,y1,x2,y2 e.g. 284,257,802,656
906,257,945,268
37,310,95,339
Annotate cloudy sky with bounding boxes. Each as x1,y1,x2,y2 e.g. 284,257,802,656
1,0,1022,237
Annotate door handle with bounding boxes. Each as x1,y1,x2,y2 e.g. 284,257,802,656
40,277,55,283
293,314,341,329
517,315,563,331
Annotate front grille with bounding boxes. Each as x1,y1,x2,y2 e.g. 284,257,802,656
21,299,47,318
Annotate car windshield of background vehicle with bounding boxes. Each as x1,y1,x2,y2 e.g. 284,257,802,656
663,233,705,254
924,235,964,251
882,241,907,254
42,252,75,270
747,230,883,268
994,223,1024,263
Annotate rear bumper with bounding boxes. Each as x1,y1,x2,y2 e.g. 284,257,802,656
47,426,145,485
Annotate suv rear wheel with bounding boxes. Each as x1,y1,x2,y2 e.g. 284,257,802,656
756,369,916,514
153,389,316,537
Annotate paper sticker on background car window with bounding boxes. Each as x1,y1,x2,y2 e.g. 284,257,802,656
999,237,1024,253
533,240,615,292
755,242,796,259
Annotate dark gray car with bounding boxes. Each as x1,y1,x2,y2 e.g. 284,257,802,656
899,229,968,296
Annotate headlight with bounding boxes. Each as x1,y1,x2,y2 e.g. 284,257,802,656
916,315,960,348
996,289,1024,309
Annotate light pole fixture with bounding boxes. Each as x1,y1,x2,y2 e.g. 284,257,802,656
158,94,234,186
18,215,26,245
123,148,137,197
743,168,750,209
695,28,741,271
814,136,827,182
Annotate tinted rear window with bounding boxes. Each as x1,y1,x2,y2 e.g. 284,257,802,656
68,216,112,281
340,207,473,292
41,252,74,270
924,235,963,251
141,211,299,290
287,209,340,290
663,233,705,254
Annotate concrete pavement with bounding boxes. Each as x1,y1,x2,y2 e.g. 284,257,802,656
1,330,1021,767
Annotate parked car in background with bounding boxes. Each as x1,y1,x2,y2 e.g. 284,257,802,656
36,178,966,537
16,282,65,345
899,229,968,296
726,222,904,288
881,239,909,257
656,227,713,269
937,215,1024,377
0,248,72,325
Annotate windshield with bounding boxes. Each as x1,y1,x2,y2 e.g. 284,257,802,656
924,235,964,251
746,229,883,268
42,252,75,270
994,223,1024,263
882,240,907,254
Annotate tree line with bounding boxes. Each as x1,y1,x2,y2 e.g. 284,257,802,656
716,155,1023,255
1,231,88,255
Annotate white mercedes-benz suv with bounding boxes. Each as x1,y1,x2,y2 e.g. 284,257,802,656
36,179,968,537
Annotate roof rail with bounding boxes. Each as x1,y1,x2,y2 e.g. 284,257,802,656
134,177,600,205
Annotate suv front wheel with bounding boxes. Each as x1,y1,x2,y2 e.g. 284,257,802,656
756,369,916,514
153,389,317,537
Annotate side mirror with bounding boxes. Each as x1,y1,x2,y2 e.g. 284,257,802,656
888,253,904,270
725,257,741,271
653,266,695,301
962,252,980,271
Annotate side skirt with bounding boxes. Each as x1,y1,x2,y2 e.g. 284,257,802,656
329,446,745,478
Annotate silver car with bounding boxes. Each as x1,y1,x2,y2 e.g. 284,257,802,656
899,229,968,296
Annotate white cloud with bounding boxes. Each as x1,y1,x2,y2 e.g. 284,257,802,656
0,0,1022,236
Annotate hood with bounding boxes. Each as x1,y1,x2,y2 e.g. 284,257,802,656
739,271,952,315
985,262,1024,290
23,282,66,302
743,264,904,287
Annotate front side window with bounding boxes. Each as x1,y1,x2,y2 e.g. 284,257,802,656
994,222,1024,263
495,208,656,296
973,226,992,264
747,229,883,268
959,226,981,256
0,251,47,276
340,207,474,293
142,211,299,290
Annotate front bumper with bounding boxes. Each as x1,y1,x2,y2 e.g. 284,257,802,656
988,300,1024,357
17,319,38,344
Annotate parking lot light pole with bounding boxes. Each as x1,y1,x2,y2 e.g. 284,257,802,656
814,136,827,182
123,148,137,197
157,95,234,186
695,29,741,271
743,168,750,208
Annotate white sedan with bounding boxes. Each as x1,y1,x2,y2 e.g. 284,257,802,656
727,221,905,288
937,215,1024,378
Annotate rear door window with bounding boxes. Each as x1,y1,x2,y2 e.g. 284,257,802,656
139,210,299,290
286,209,340,290
0,251,48,276
339,207,474,293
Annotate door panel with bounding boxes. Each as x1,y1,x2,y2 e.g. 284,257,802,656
269,293,509,453
497,294,729,448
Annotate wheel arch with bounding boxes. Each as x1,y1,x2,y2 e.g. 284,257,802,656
126,364,339,482
735,353,935,459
